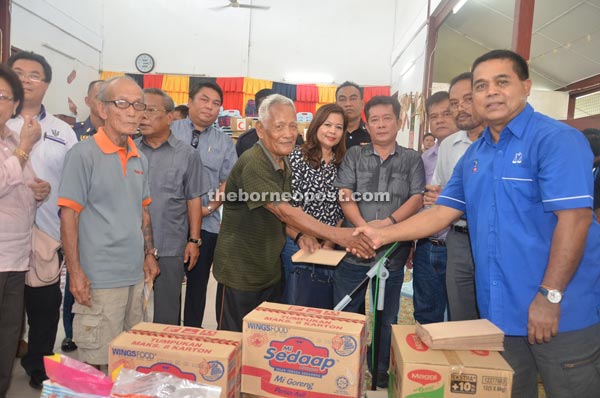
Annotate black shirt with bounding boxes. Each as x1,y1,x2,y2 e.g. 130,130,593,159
344,121,371,149
235,128,304,157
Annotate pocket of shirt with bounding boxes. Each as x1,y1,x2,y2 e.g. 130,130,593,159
500,169,539,211
162,168,182,195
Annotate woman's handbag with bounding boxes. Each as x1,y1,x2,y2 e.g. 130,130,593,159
26,224,63,287
284,264,335,309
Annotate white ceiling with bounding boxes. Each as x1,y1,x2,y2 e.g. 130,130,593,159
433,0,600,90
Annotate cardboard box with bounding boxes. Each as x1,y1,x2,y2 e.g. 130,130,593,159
242,302,367,398
231,117,247,132
389,325,513,398
109,323,242,398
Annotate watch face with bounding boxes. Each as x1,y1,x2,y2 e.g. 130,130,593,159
135,53,155,73
547,290,562,303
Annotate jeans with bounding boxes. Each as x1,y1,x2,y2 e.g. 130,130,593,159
333,260,403,387
412,240,448,324
280,237,335,308
63,272,75,339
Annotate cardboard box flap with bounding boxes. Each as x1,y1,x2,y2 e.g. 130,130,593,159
453,349,514,372
131,322,242,343
244,302,366,334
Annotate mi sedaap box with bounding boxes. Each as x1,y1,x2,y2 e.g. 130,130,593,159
241,302,367,398
108,323,242,398
389,325,513,398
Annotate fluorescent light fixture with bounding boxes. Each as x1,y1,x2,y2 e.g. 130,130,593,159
453,0,469,14
284,72,334,84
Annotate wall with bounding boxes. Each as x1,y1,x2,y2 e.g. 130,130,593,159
11,0,103,118
11,0,397,117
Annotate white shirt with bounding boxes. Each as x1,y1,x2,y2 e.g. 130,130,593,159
432,130,474,228
7,107,78,240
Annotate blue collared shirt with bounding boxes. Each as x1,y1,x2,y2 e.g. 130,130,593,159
437,104,600,336
171,118,237,234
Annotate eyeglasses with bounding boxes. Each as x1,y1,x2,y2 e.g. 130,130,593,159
144,107,168,115
449,96,473,111
0,93,14,102
14,71,44,83
104,99,147,111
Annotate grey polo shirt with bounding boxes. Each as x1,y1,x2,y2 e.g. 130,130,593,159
58,128,150,289
334,143,425,269
171,118,237,234
135,133,207,257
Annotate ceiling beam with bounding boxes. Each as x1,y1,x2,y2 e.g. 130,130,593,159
558,73,600,96
512,0,535,60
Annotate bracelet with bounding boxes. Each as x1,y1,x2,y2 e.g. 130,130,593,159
294,232,304,245
14,147,29,161
388,215,397,225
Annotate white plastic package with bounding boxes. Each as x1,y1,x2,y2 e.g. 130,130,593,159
110,368,221,398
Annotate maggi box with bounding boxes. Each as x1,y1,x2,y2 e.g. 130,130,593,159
241,302,367,398
109,323,242,398
389,325,513,398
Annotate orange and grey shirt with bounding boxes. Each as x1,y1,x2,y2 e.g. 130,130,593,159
58,127,151,289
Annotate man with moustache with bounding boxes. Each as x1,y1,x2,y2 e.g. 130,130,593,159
336,81,371,148
135,88,205,325
213,94,374,332
411,91,458,324
425,72,485,321
59,76,160,367
334,95,425,387
171,82,237,328
353,50,600,398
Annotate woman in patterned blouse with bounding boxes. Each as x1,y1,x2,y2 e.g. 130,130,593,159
281,103,347,308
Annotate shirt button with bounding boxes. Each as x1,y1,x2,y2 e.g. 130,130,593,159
492,281,498,286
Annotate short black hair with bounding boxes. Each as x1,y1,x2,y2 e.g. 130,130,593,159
449,72,473,92
0,64,24,116
174,104,189,117
143,88,175,112
255,88,275,109
7,51,53,83
189,82,223,104
472,49,529,81
583,128,600,166
87,80,103,94
336,81,363,99
364,95,400,120
425,91,449,115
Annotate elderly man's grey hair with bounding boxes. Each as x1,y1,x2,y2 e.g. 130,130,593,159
258,94,296,123
96,75,143,102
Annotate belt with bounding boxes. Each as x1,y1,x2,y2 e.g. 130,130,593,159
417,238,446,247
452,224,469,234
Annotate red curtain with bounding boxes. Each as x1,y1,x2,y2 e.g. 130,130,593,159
362,86,392,120
143,74,164,89
294,84,318,115
216,77,244,112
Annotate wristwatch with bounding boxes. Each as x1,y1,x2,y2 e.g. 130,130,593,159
188,237,202,247
145,247,159,260
207,205,213,214
538,286,563,304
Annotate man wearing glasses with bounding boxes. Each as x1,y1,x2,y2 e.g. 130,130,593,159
135,88,206,325
59,76,160,369
6,51,77,390
171,82,237,328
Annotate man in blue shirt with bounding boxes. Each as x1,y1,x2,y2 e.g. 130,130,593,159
353,50,600,398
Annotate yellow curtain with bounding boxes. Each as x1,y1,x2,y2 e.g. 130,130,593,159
242,78,273,116
99,71,124,81
316,84,337,111
161,75,190,106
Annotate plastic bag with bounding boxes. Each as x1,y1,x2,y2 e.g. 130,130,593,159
111,368,221,398
44,354,113,396
41,380,110,398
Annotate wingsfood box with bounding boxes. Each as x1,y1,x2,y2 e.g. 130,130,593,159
389,325,513,398
241,302,367,398
108,323,242,398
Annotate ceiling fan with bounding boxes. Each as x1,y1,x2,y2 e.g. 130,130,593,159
211,0,270,10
